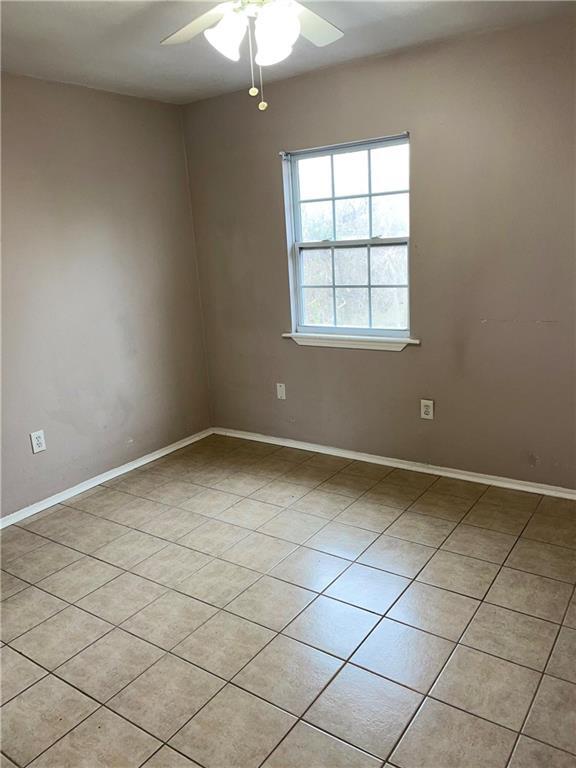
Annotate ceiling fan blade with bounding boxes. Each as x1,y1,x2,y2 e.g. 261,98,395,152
295,2,343,47
161,2,231,45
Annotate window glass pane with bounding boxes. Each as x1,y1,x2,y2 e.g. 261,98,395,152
301,201,333,241
371,193,409,238
301,287,334,326
301,249,332,286
336,288,369,327
370,245,408,285
333,150,368,197
297,156,332,201
334,248,368,285
335,197,369,240
371,287,409,329
371,143,409,193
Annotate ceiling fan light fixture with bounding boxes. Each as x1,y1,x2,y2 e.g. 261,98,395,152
254,0,300,66
204,10,248,61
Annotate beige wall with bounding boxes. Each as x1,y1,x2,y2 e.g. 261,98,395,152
184,17,576,489
1,74,210,516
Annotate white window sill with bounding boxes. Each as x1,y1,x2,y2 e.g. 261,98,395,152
282,333,421,352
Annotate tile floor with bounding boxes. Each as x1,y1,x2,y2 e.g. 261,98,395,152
1,434,575,768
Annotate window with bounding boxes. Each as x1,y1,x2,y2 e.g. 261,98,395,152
283,134,417,350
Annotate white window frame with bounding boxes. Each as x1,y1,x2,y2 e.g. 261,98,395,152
281,134,420,351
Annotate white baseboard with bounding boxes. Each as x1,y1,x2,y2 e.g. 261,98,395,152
3,425,574,529
0,428,213,529
213,427,576,500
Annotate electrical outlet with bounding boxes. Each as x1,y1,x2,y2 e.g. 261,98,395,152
30,430,47,453
276,383,286,400
420,399,434,420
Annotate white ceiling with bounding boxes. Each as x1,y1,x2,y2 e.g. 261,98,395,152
1,0,570,104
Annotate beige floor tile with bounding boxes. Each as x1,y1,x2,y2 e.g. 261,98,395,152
95,496,169,529
538,496,576,518
215,473,271,496
222,532,297,572
3,542,83,583
306,523,378,560
263,722,381,768
304,454,352,471
506,539,576,583
417,550,499,598
429,477,488,501
248,456,297,479
174,611,275,678
274,447,316,464
282,465,336,488
463,501,533,535
109,653,224,740
409,491,472,522
1,527,47,560
144,479,205,506
485,568,573,622
179,488,242,516
523,675,576,754
386,512,456,547
341,460,392,480
386,469,438,491
234,634,342,715
143,745,200,768
138,507,208,541
509,735,576,768
365,481,423,509
131,543,212,587
66,487,128,515
441,524,517,564
11,606,112,669
37,556,122,602
431,645,540,729
334,499,401,532
305,664,422,759
0,646,47,704
227,576,315,630
290,490,352,520
481,487,541,512
284,595,379,658
1,571,28,600
0,752,18,768
0,675,98,766
251,480,311,507
77,572,167,624
461,603,559,670
121,590,216,649
547,627,576,683
326,563,410,614
269,547,348,591
169,684,296,768
216,498,281,529
92,529,169,569
565,593,576,628
258,509,327,544
390,698,516,768
387,582,479,640
352,618,454,693
29,707,161,768
57,627,164,702
522,514,576,550
26,508,127,553
178,519,251,555
359,535,435,577
1,586,66,642
317,473,378,498
178,559,260,607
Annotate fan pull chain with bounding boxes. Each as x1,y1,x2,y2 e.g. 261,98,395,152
258,66,268,111
247,20,258,97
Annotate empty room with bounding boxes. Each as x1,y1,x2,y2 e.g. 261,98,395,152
1,0,575,766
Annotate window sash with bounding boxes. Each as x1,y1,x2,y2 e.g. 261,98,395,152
284,135,410,337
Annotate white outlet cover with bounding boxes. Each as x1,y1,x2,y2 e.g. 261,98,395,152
420,399,434,420
30,430,47,453
276,383,286,400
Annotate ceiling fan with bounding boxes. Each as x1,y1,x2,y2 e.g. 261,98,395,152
162,0,344,110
